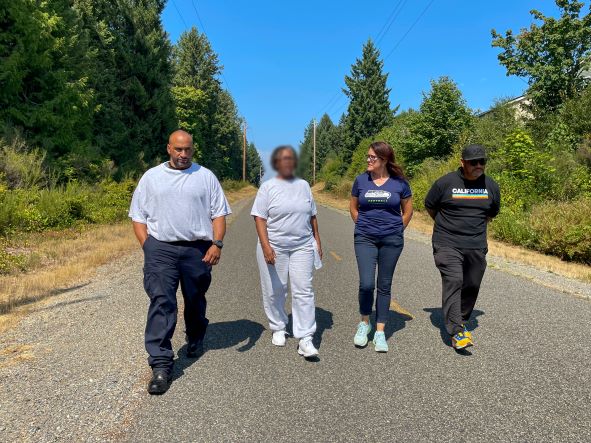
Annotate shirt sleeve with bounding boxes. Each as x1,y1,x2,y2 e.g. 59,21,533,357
351,176,359,197
129,176,148,224
488,180,501,218
209,174,232,219
400,179,412,199
424,180,443,210
250,184,269,219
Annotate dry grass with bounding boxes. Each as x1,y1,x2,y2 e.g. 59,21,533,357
0,223,137,333
0,186,258,334
0,344,35,368
226,185,257,204
312,182,591,283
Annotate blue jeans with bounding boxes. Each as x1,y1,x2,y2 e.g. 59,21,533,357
354,232,404,324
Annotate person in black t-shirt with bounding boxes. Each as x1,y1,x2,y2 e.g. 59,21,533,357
424,144,500,351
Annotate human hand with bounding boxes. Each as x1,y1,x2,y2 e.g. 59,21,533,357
262,245,276,265
202,244,221,266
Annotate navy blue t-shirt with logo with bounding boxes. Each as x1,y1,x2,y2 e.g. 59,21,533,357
351,172,412,237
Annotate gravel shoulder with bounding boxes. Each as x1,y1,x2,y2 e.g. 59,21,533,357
0,197,252,443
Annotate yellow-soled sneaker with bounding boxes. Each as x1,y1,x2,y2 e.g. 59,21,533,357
451,331,473,350
463,325,473,341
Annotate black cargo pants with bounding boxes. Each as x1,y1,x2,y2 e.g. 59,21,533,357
143,236,212,372
433,246,487,336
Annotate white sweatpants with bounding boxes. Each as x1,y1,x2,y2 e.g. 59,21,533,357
256,242,317,339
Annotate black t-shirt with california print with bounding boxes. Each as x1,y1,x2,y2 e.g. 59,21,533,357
424,169,500,249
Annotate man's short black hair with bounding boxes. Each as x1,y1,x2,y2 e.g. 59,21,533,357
270,145,298,171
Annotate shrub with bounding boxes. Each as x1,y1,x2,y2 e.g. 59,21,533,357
409,155,460,210
528,198,591,263
0,136,47,189
221,179,250,192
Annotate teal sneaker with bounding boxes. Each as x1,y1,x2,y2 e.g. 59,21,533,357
353,321,372,347
373,331,389,353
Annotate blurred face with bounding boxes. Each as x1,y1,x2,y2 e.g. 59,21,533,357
167,131,194,169
461,158,487,180
276,148,296,178
366,148,385,173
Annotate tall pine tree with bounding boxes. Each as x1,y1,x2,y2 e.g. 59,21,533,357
75,0,176,175
342,39,393,161
171,27,242,179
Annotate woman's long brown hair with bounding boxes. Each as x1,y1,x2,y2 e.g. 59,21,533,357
369,141,406,180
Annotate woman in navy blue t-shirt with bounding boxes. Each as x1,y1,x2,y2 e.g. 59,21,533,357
350,141,413,352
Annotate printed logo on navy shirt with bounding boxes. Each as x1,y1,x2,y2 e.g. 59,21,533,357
364,189,391,204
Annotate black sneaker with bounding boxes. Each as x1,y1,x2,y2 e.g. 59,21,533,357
186,336,204,358
147,369,171,395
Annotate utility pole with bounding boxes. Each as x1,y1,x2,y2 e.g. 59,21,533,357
242,121,247,182
312,118,317,185
259,162,262,186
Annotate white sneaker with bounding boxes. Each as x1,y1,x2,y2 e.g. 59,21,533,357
272,330,287,346
297,337,319,357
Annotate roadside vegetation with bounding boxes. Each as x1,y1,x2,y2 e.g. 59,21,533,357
0,0,262,324
300,1,591,265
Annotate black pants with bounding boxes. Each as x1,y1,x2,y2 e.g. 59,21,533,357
143,236,212,371
433,246,487,336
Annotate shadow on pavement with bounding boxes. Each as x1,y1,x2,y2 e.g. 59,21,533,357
423,307,485,348
285,307,333,363
172,319,264,381
286,306,334,349
384,310,413,341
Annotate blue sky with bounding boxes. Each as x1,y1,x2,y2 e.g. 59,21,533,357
162,1,561,174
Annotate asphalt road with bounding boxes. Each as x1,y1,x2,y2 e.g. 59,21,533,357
2,200,591,442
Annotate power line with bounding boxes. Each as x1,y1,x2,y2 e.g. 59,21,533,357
375,0,410,47
189,0,232,91
190,0,208,35
170,0,188,28
317,90,343,117
314,0,411,121
383,0,437,61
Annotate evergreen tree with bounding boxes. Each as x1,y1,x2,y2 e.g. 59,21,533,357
75,0,176,175
173,28,221,94
0,0,95,162
246,142,264,186
172,27,242,179
342,39,393,161
297,120,315,182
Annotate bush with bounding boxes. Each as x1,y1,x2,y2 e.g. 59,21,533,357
0,136,47,189
409,155,460,210
0,180,135,236
221,179,250,192
528,198,591,263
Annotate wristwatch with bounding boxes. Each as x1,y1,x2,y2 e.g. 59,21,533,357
212,239,224,249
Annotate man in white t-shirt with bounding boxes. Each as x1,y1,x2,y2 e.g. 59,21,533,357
129,129,231,395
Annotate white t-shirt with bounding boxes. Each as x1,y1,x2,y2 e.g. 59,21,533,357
129,162,231,242
251,177,317,250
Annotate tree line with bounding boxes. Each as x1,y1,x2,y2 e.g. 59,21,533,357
299,0,591,264
0,0,263,185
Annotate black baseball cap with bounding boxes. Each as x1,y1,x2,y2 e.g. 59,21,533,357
461,144,487,161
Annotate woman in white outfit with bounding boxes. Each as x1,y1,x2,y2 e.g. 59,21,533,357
251,145,323,358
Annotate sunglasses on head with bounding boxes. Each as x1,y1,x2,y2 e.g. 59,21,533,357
467,158,487,166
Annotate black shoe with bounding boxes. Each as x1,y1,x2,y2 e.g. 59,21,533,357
186,337,204,358
147,369,171,395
